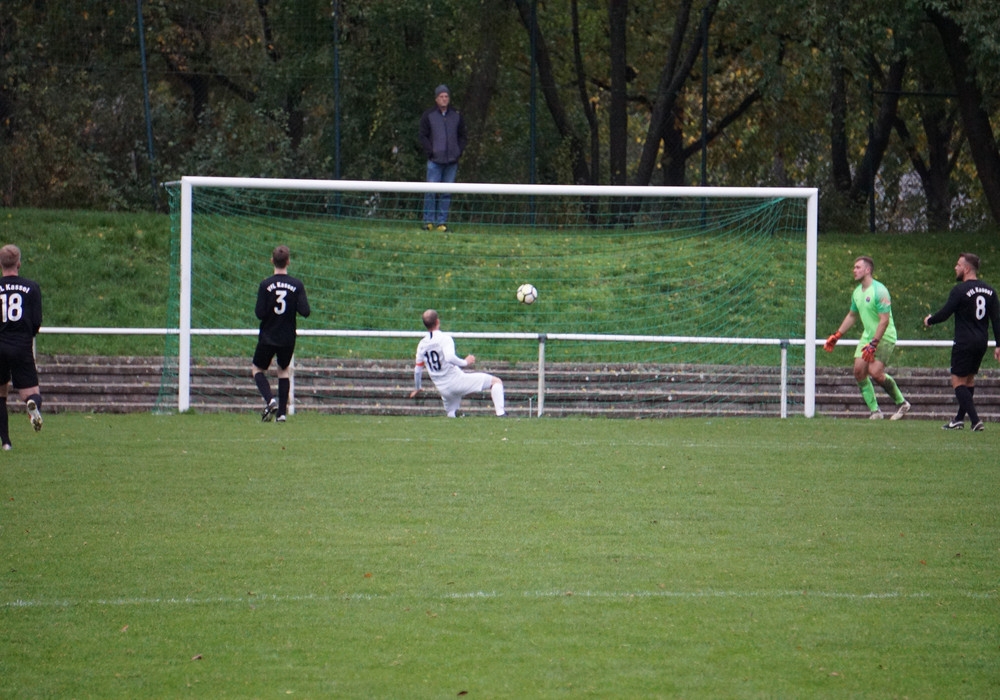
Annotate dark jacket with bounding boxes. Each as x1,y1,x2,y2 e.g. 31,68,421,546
419,107,467,164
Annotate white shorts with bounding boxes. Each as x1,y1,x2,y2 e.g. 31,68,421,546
436,371,495,417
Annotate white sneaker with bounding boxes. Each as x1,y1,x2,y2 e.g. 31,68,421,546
869,410,884,420
26,399,42,432
889,401,911,421
261,398,278,422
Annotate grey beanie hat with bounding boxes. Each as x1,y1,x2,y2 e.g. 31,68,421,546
435,84,450,97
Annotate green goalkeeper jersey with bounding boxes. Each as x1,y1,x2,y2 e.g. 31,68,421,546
849,279,897,344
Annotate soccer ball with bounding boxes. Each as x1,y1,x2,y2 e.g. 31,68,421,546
516,283,538,305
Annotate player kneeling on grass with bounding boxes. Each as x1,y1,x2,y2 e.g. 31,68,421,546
410,309,506,418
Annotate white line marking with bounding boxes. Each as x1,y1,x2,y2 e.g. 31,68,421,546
4,588,995,609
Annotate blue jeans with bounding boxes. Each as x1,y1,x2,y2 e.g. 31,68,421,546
424,161,458,225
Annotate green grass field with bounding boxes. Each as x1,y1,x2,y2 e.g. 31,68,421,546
3,414,998,697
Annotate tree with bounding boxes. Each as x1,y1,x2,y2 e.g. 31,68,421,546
891,21,964,231
608,0,628,185
511,0,591,184
926,5,1000,225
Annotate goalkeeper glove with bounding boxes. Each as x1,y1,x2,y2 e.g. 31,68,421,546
824,331,842,352
861,338,880,363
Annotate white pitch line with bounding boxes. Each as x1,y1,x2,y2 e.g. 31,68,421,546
3,588,995,609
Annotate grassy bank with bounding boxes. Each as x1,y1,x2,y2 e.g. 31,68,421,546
1,207,997,364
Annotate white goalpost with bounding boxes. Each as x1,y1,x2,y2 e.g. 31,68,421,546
173,176,819,417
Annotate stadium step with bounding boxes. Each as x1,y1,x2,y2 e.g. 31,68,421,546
32,355,1000,422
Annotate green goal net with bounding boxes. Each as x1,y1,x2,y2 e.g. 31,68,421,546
159,178,817,417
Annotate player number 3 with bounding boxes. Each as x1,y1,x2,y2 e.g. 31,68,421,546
273,289,287,315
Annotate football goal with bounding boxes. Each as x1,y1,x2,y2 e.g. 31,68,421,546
160,177,818,417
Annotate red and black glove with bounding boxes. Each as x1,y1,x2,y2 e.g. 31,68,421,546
823,331,842,353
861,338,880,362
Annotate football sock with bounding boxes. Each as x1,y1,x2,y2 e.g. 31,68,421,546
955,386,979,426
254,372,272,402
491,381,506,416
0,397,9,446
858,378,879,412
880,374,905,404
278,378,290,415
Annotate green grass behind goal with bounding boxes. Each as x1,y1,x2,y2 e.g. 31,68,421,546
2,414,997,697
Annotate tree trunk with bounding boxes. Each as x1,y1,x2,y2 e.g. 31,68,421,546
828,10,852,193
462,0,508,173
512,0,590,185
571,0,600,185
634,0,717,187
926,7,1000,226
848,57,907,206
608,0,628,185
894,104,960,231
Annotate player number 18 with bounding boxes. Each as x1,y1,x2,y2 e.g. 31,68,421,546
0,292,23,322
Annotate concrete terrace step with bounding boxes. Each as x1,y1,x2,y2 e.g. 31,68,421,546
30,354,1000,421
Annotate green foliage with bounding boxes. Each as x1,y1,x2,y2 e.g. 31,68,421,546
2,414,998,697
1,0,999,226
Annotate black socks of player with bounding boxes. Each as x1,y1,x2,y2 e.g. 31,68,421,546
954,385,979,425
0,397,9,447
278,378,290,415
254,372,273,402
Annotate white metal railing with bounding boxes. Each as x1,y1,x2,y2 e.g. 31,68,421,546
40,326,971,418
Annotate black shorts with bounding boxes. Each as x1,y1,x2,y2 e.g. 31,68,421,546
950,343,987,378
252,342,295,371
0,344,40,390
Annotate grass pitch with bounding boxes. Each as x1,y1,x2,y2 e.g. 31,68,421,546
2,413,998,697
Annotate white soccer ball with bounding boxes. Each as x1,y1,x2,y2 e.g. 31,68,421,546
516,283,538,305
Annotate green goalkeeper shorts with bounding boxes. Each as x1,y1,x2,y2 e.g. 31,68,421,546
854,338,896,363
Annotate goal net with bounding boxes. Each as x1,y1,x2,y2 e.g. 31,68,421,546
159,178,818,417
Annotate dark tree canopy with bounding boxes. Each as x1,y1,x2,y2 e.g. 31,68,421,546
1,0,998,231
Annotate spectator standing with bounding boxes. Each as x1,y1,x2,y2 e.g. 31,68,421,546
418,84,467,232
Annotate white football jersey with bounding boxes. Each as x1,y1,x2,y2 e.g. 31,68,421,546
415,331,467,384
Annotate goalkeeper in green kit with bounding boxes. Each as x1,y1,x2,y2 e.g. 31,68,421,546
824,256,911,420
